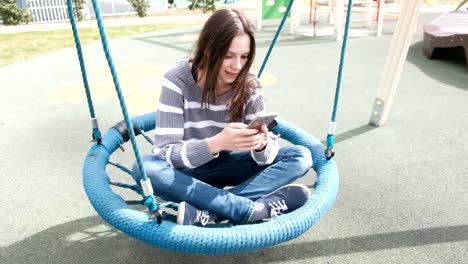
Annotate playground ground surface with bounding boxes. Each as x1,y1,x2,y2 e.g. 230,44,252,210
0,7,467,264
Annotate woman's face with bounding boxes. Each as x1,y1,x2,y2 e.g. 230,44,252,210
218,33,250,88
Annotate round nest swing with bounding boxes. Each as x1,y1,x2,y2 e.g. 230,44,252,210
83,112,339,255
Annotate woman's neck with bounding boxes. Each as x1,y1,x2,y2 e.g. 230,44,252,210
196,69,231,97
216,84,231,97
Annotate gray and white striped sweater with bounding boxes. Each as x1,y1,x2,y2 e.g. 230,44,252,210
152,59,279,169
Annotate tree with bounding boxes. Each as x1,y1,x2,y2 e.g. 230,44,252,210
73,0,86,21
0,0,32,25
128,0,150,17
188,0,220,13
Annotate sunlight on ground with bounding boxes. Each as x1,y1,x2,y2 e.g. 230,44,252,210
66,224,118,242
259,72,277,87
48,63,278,115
48,64,166,115
180,33,199,42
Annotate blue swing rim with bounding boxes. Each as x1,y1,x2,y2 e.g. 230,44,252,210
83,112,339,255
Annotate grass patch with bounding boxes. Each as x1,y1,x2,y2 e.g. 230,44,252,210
0,22,200,66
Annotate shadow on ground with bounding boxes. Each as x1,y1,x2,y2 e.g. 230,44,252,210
318,124,377,146
132,26,363,55
406,41,468,90
1,215,466,264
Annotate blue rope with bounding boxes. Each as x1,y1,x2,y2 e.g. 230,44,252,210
108,161,133,176
140,129,154,145
326,0,354,150
110,182,143,194
257,0,295,78
144,195,158,212
67,0,160,220
255,0,351,155
66,1,101,144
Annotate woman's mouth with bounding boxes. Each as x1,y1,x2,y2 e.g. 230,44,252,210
226,71,239,79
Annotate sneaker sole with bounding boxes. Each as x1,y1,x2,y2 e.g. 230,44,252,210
176,201,186,225
259,183,312,199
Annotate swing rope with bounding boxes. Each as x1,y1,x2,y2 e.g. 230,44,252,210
66,0,162,223
257,0,353,160
65,1,101,144
325,0,353,159
257,0,295,78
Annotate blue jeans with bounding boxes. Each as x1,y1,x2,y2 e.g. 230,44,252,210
132,145,312,224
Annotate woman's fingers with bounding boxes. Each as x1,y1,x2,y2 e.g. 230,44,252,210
235,134,266,148
240,128,260,136
220,123,269,151
258,124,268,134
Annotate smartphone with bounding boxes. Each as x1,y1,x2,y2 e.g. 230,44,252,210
247,112,279,130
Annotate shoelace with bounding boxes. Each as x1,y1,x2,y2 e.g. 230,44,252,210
195,210,211,226
268,200,288,218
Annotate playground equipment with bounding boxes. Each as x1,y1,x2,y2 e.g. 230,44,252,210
67,0,357,255
369,0,424,126
257,0,390,41
423,2,468,68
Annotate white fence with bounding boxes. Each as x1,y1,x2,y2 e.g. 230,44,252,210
24,0,167,23
28,0,69,23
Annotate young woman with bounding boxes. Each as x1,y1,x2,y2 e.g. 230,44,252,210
132,9,313,226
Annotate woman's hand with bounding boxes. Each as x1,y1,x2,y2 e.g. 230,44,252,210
254,124,268,151
207,123,267,153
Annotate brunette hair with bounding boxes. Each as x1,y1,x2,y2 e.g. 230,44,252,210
191,9,258,122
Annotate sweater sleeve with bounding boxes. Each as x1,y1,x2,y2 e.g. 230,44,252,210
152,77,217,169
250,133,280,165
244,86,280,166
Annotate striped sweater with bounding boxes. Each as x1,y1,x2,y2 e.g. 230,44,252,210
153,59,279,169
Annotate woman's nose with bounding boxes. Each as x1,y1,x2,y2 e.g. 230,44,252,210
232,57,242,70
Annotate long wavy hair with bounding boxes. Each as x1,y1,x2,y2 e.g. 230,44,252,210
190,9,258,122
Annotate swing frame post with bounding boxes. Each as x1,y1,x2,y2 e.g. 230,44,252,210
376,0,385,37
335,0,344,42
369,0,424,127
256,0,262,30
